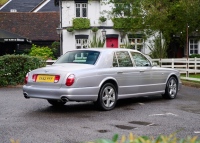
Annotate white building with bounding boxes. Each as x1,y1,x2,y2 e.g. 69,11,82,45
58,0,151,55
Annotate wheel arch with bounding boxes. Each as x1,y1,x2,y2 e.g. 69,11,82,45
166,74,179,87
98,78,118,95
166,73,179,83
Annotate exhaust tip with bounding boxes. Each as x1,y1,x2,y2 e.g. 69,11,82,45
23,93,30,99
61,97,68,102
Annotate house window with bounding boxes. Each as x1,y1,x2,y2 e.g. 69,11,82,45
128,38,144,51
76,39,88,49
189,39,198,54
76,3,87,17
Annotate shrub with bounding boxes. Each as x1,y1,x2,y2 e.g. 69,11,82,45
0,55,45,87
89,34,105,48
148,35,167,59
50,41,60,58
89,133,200,143
189,54,200,58
29,44,54,60
73,18,90,30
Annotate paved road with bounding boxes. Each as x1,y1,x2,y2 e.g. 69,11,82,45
0,86,200,143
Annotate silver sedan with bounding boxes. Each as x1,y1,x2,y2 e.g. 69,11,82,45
23,48,182,111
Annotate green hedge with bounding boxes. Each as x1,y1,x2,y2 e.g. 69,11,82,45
73,18,90,30
0,55,46,87
189,54,200,58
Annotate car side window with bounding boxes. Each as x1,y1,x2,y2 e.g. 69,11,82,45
112,53,119,67
115,51,133,67
131,52,151,67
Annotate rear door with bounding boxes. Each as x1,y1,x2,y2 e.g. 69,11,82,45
112,51,141,96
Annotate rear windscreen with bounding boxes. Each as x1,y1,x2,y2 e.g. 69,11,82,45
55,50,100,65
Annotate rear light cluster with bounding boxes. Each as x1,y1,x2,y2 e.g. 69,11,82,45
54,75,60,83
24,73,75,86
24,73,29,84
66,74,75,86
32,74,37,82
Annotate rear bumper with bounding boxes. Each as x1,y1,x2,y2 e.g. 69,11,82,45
23,85,99,101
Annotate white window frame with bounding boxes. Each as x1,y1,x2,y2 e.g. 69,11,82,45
75,3,87,18
189,39,199,55
75,39,88,49
128,38,144,51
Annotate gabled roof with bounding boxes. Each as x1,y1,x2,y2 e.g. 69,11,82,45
0,0,59,12
0,0,43,12
38,0,59,12
0,12,60,41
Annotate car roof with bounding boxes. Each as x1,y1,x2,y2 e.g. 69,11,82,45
67,48,139,53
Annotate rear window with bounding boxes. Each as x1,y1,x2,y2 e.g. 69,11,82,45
55,50,100,65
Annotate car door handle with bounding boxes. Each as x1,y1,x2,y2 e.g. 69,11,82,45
117,71,123,74
140,70,145,72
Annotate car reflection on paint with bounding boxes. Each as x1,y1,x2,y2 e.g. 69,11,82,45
23,48,182,111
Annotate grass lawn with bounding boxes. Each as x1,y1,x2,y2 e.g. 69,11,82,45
181,73,200,78
181,73,200,88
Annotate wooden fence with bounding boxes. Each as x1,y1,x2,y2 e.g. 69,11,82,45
46,58,200,77
151,58,200,77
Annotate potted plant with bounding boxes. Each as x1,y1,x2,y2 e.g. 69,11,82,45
66,27,74,32
99,16,107,23
91,27,98,33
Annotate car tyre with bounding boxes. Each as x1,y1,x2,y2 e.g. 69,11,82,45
162,76,178,99
96,83,117,111
47,100,66,106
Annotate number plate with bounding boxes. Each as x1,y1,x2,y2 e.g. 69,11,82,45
36,75,55,83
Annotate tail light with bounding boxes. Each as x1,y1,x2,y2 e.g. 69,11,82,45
54,75,60,83
32,74,38,82
66,74,75,86
25,73,29,84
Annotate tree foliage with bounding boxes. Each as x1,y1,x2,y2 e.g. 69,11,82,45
109,0,144,33
108,0,200,55
142,0,200,42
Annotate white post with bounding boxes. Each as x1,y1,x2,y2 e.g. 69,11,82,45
172,59,174,69
186,58,189,77
195,57,197,74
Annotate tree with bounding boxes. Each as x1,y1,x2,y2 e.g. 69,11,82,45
108,0,144,33
108,0,200,57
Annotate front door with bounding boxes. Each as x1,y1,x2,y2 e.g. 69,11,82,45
106,38,118,48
